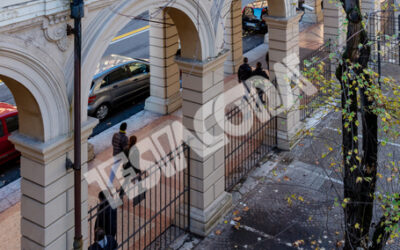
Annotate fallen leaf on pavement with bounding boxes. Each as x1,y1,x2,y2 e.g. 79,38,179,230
215,230,222,235
243,206,249,212
283,176,291,181
234,222,240,230
233,216,242,222
233,210,239,216
292,240,305,247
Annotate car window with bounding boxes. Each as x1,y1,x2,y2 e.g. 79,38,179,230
128,63,147,76
108,66,130,84
5,115,18,134
100,77,109,88
0,121,4,137
243,7,254,17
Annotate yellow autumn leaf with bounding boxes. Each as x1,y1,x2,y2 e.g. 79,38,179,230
356,177,363,183
233,216,242,222
355,223,360,229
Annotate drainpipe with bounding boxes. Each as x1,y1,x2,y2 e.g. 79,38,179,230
69,0,84,249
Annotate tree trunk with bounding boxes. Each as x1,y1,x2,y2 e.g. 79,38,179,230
336,0,378,248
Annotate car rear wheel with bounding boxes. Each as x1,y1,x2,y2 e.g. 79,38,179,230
95,104,110,120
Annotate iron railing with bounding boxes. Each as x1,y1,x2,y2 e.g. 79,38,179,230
299,43,332,121
368,10,400,73
88,143,190,250
224,84,278,191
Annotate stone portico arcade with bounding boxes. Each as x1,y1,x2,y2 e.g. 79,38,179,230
0,0,383,249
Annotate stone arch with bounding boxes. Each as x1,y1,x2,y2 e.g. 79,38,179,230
0,35,70,141
80,0,219,118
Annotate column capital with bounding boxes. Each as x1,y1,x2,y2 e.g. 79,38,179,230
264,11,303,29
175,50,229,76
9,117,98,164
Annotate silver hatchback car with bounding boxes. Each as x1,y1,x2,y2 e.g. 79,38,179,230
88,57,150,120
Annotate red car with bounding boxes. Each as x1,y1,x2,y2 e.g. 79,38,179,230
0,103,19,165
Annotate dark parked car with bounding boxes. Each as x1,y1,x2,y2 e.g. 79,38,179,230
242,1,268,33
88,55,150,120
0,103,19,165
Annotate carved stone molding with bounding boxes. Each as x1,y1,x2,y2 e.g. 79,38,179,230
42,15,69,52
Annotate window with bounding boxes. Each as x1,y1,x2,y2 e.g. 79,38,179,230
0,121,4,137
108,66,130,84
5,115,18,134
128,63,147,76
100,77,109,88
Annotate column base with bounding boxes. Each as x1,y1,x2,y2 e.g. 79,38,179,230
277,120,305,151
224,59,242,75
189,191,232,237
144,92,182,115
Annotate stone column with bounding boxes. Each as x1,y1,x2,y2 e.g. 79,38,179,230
10,119,97,250
224,0,243,75
323,0,346,46
145,10,182,115
304,0,323,23
175,53,232,236
265,13,303,151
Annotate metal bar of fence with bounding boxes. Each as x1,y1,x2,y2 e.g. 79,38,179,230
224,89,278,191
88,144,190,250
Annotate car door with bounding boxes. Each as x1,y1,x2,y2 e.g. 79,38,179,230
127,63,149,97
1,115,18,161
106,65,132,103
0,119,7,161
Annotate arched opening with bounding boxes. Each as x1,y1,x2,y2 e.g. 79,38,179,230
0,37,71,249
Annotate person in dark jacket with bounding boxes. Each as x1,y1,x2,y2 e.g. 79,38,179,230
252,62,269,79
252,62,269,104
88,228,118,250
108,122,129,187
112,122,129,156
237,57,252,83
94,191,117,239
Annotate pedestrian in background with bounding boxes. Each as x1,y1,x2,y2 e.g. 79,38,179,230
94,191,117,239
108,122,129,188
238,57,252,83
89,228,117,250
252,62,269,79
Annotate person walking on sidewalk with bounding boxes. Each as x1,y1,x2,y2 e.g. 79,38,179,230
89,228,118,250
252,62,269,105
237,57,252,83
94,191,117,239
108,122,129,188
252,62,269,79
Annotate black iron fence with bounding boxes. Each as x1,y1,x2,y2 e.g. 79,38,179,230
368,10,400,73
224,83,278,191
299,43,332,121
88,143,190,250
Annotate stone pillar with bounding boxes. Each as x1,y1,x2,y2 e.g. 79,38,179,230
304,0,323,23
361,0,380,16
224,0,243,75
265,13,303,151
323,0,346,46
175,53,232,237
10,119,97,250
145,10,182,115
